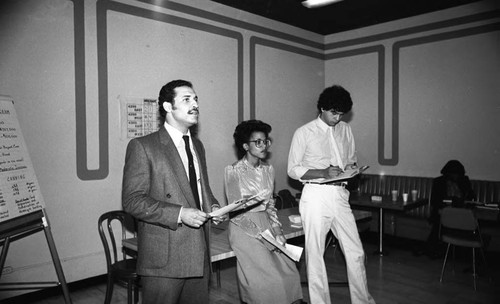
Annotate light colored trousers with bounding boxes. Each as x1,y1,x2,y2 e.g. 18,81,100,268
300,184,376,304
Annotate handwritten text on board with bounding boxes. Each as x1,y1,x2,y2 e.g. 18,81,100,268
0,98,45,222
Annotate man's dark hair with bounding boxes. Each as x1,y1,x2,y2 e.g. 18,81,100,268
158,79,193,118
317,85,353,114
233,120,271,157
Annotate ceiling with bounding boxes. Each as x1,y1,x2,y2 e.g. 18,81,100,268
211,0,481,35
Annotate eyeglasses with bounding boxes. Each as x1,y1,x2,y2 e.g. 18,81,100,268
248,139,272,148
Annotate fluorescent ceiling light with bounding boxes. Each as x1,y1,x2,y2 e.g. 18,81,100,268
302,0,344,9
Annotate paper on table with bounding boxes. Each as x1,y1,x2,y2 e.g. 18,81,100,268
209,189,268,218
484,203,499,208
260,229,303,262
303,165,369,184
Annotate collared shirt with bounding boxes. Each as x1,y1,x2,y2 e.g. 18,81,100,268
164,122,203,209
287,116,357,181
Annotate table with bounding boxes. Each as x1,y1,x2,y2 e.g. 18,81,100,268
472,205,499,222
349,193,428,255
122,207,372,287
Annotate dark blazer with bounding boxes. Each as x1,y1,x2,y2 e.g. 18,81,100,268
122,126,219,278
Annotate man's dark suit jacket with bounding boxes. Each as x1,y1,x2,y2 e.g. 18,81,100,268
122,126,219,278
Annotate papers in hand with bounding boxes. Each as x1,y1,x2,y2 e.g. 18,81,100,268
209,189,268,218
260,229,303,262
304,165,369,184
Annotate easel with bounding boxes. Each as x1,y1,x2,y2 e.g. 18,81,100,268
0,209,72,303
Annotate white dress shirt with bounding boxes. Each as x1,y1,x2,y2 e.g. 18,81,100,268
164,122,203,209
287,116,357,181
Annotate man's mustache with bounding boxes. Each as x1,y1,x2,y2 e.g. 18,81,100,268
188,107,199,114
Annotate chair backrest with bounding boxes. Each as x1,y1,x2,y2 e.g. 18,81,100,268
98,210,135,270
440,207,477,231
277,189,297,209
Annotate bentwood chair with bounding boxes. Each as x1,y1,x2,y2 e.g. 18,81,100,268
439,206,488,290
276,189,298,209
98,210,139,304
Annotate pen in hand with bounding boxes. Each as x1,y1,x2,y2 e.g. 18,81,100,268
327,165,344,178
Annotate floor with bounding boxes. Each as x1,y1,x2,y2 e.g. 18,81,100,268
3,233,499,304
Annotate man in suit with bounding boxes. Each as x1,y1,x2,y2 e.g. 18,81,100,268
122,79,222,304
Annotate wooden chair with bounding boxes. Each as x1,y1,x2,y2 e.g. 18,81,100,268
276,189,297,209
98,210,139,304
439,207,488,290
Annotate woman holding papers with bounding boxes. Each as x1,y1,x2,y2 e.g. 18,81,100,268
224,120,303,304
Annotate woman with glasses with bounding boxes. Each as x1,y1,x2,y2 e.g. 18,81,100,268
224,120,303,304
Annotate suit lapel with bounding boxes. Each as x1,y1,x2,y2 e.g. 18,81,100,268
158,127,198,209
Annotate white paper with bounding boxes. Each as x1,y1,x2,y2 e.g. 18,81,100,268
209,189,268,218
260,229,303,262
0,97,46,222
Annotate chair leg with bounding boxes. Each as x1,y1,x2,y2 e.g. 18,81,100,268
213,261,221,288
127,278,133,304
440,243,451,283
325,232,335,249
104,274,114,304
325,233,341,260
472,248,477,291
478,247,491,283
134,283,139,304
451,246,456,275
332,238,339,259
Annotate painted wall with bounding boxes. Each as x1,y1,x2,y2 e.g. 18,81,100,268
0,0,324,298
324,1,500,180
0,0,498,299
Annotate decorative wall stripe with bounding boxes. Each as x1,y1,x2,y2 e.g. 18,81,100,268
73,0,499,180
391,22,500,165
325,10,500,50
73,0,243,180
249,37,325,119
137,0,324,50
326,46,389,165
72,0,109,180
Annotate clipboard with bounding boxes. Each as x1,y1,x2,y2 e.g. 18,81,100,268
304,165,369,184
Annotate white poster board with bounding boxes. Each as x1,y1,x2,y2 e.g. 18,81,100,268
0,96,45,223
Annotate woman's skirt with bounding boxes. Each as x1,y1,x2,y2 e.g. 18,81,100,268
228,211,303,304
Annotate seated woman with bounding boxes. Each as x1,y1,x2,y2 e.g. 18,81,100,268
223,120,303,304
425,160,475,257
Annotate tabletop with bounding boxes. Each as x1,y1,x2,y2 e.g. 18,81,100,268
349,193,428,212
123,207,373,262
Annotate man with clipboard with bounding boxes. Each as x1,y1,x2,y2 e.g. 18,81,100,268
287,85,375,304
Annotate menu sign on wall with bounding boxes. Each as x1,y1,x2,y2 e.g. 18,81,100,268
0,96,45,223
119,97,162,140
